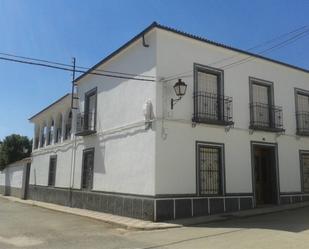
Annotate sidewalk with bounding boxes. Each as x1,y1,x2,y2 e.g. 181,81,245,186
1,194,309,230
169,201,309,226
0,195,180,230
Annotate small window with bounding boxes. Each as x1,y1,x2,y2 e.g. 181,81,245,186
81,148,95,190
197,142,224,196
48,156,57,186
295,88,309,135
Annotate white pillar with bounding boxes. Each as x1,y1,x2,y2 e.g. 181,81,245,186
38,124,43,148
51,116,56,145
45,120,50,147
71,109,77,140
61,112,66,143
33,124,39,150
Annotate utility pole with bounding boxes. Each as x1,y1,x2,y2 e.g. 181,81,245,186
69,57,77,207
71,57,77,110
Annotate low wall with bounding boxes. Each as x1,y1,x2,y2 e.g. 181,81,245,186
0,158,31,199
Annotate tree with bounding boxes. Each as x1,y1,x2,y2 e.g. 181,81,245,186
0,134,32,170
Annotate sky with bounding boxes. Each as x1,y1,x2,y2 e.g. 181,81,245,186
0,0,308,140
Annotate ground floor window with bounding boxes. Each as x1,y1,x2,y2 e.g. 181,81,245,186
48,156,57,186
196,142,224,196
300,151,309,193
82,148,95,190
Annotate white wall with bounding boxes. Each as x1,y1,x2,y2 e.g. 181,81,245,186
0,163,25,189
30,30,157,196
155,28,309,195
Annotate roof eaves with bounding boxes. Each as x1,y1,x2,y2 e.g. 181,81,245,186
74,22,308,83
154,23,309,74
28,93,71,121
74,22,158,83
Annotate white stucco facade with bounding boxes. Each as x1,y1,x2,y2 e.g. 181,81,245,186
29,23,309,218
154,28,309,196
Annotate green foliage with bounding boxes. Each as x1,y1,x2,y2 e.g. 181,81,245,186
0,134,32,170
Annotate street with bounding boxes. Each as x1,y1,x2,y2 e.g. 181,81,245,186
0,198,309,249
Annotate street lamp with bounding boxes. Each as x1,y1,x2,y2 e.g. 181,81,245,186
171,79,187,109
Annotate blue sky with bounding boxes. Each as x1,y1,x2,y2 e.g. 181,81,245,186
0,0,308,140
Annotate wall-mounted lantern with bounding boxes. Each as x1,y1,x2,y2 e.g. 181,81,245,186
171,79,187,109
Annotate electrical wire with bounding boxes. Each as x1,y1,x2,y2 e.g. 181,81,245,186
163,25,309,82
222,29,309,70
0,56,155,82
0,25,308,83
0,52,155,79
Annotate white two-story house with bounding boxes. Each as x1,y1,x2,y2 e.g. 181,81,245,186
29,22,309,221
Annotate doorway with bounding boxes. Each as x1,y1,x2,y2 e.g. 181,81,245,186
252,143,279,206
81,148,94,190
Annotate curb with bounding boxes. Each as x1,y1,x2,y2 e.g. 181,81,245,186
0,195,180,230
169,201,309,226
2,195,309,229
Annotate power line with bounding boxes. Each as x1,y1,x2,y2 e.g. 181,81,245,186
0,52,155,79
163,25,309,82
0,56,155,82
209,25,308,67
222,28,309,70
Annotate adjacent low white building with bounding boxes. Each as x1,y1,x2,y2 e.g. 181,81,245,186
0,158,31,199
28,22,309,221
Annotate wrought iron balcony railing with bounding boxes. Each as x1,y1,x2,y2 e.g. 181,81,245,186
296,111,309,135
193,91,233,125
76,112,96,136
249,102,284,132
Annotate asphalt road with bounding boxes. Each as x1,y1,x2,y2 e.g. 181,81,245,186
0,197,309,249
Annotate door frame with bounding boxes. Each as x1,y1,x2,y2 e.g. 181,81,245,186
299,150,309,194
81,148,95,190
250,141,280,207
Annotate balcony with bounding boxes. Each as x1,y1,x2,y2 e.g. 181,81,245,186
76,112,96,136
296,112,309,136
192,91,233,126
249,102,284,132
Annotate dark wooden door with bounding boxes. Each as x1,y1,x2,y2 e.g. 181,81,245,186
254,147,277,205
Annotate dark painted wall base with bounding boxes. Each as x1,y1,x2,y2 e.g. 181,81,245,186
27,186,309,222
155,196,254,221
0,185,22,198
280,193,309,205
0,186,4,195
28,185,254,221
28,185,154,220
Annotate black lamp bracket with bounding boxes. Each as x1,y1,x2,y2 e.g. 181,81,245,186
171,96,182,110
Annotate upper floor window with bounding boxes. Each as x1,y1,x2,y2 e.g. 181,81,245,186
76,88,97,136
295,88,309,135
249,77,284,132
193,64,233,126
